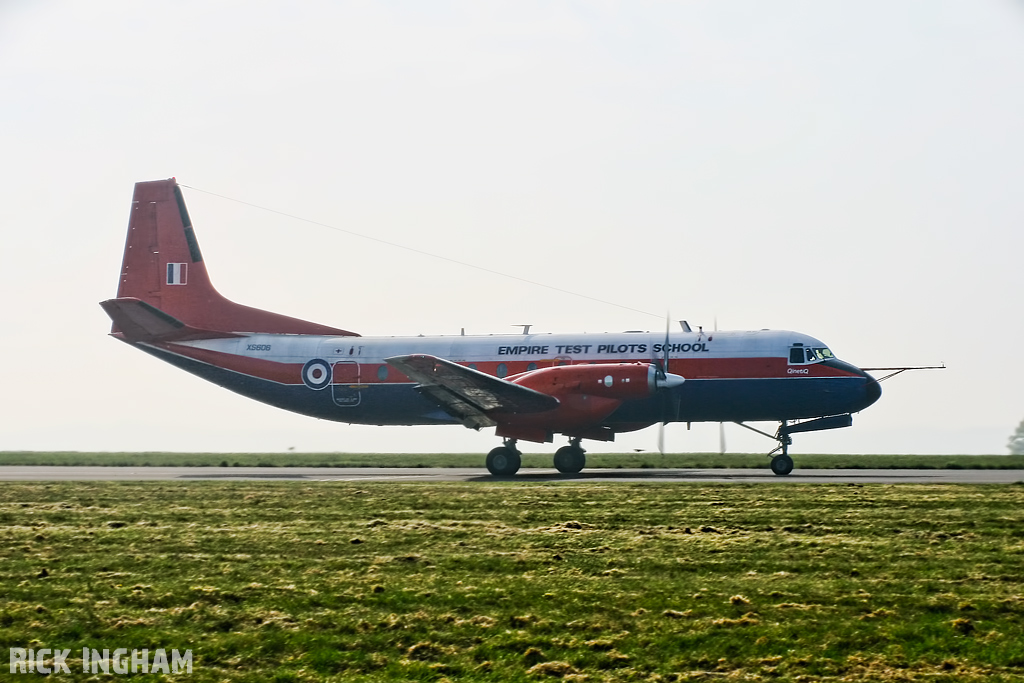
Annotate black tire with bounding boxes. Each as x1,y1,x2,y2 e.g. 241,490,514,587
770,454,794,476
553,445,586,474
486,446,521,476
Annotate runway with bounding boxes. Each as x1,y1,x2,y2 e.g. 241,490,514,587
0,466,1022,484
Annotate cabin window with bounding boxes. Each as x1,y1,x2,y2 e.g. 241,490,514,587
468,363,477,371
377,365,388,381
496,363,508,378
527,362,538,371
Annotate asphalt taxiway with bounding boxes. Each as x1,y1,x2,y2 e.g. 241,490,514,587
0,466,1021,484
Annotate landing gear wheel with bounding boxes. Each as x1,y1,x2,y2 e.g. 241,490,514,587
486,446,521,476
770,454,794,476
553,445,586,474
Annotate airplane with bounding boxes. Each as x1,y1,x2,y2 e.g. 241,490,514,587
101,178,885,476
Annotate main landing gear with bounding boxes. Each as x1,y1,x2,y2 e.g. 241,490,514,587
554,439,586,474
484,438,588,476
486,439,522,476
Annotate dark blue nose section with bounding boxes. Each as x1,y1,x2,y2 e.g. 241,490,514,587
864,374,882,407
822,359,882,412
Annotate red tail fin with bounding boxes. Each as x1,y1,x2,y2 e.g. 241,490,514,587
103,178,358,337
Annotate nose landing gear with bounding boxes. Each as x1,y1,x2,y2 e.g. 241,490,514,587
736,415,854,475
733,420,796,476
768,430,794,476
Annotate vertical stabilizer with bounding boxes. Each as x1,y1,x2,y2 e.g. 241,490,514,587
107,178,357,337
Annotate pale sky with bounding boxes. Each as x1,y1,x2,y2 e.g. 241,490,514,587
2,1,1022,456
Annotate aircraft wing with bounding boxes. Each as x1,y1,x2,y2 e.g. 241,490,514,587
385,354,559,429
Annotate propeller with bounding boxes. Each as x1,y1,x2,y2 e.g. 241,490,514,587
714,316,724,455
655,313,670,385
653,313,683,454
714,317,724,455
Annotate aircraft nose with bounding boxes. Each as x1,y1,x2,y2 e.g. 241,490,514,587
864,374,882,406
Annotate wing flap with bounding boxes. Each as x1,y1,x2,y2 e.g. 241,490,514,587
386,354,558,429
416,385,498,430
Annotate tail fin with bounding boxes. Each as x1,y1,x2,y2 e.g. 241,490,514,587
102,178,358,339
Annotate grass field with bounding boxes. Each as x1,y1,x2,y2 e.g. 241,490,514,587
2,481,1024,681
1,451,1023,469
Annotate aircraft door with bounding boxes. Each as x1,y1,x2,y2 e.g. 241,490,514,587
332,361,362,407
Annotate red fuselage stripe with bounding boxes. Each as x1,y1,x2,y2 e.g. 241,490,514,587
154,344,862,386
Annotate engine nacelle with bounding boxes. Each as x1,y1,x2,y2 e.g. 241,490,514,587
494,363,685,443
510,362,679,400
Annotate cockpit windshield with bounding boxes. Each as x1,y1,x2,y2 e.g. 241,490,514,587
806,347,834,362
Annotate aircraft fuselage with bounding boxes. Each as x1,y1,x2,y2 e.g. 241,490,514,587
135,328,880,437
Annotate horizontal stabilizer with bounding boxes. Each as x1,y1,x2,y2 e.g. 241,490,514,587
100,297,244,342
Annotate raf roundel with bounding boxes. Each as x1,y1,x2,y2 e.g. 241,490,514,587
301,359,332,390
